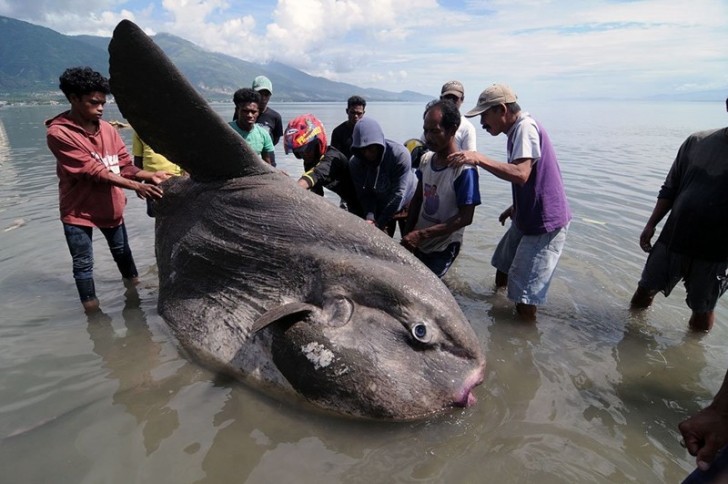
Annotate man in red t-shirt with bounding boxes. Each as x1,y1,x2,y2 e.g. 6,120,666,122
46,67,170,312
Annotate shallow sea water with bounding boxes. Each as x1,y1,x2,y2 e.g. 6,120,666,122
1,100,727,483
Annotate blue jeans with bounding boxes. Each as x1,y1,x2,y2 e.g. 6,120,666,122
63,223,138,302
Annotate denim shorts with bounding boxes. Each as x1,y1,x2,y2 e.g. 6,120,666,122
414,242,461,278
491,223,569,306
638,241,728,313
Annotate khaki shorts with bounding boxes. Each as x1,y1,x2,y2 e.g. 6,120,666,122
638,241,728,313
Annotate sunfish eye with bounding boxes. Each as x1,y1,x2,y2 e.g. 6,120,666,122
323,296,354,327
411,322,431,343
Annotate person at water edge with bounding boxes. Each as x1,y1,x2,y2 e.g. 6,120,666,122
402,100,481,277
449,84,571,320
229,88,275,166
349,117,418,236
420,81,477,152
46,66,171,313
679,369,728,482
284,113,363,216
331,95,366,159
252,75,283,166
132,130,184,217
629,104,728,332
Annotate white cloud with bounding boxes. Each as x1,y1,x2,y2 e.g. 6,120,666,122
262,0,440,68
0,0,125,30
409,0,728,98
162,0,229,26
1,0,726,99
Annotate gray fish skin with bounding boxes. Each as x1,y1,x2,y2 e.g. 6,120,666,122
108,20,485,420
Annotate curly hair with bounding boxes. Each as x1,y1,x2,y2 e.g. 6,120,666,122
233,88,261,108
424,99,461,132
58,67,110,101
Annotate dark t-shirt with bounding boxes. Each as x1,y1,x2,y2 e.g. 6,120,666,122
300,146,362,216
257,107,283,146
331,121,355,160
657,127,728,261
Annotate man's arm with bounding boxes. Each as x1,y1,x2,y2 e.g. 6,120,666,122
272,113,283,146
298,156,333,190
637,142,685,251
350,157,377,223
450,116,538,184
680,369,728,471
639,198,673,252
402,205,475,251
375,149,413,229
448,151,533,185
261,130,276,166
498,205,514,225
402,177,424,238
110,170,168,199
48,128,167,200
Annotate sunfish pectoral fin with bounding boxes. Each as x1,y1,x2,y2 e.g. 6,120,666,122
251,302,318,334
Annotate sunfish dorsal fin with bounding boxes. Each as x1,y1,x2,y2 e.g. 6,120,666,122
108,20,273,181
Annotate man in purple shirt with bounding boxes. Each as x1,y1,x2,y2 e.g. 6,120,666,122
449,84,571,320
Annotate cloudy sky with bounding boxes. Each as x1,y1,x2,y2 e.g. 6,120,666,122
1,0,726,100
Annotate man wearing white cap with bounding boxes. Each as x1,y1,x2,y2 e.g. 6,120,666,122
438,80,477,151
449,84,571,319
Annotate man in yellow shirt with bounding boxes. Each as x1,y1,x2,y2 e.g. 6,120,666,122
132,131,184,216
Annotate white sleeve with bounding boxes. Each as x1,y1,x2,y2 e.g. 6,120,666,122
509,118,541,162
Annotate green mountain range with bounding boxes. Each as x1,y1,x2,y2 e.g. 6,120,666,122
0,15,429,103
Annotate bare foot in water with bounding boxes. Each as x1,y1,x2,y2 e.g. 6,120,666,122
516,303,537,321
82,298,100,314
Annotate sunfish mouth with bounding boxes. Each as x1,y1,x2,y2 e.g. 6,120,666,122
453,366,485,408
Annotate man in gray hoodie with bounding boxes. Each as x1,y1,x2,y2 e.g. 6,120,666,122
349,117,417,235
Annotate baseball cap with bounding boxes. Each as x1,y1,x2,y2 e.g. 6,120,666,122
252,75,273,94
440,80,464,98
465,84,517,117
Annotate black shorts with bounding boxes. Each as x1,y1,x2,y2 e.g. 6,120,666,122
638,242,728,312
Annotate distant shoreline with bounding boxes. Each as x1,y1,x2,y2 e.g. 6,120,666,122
2,97,724,108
